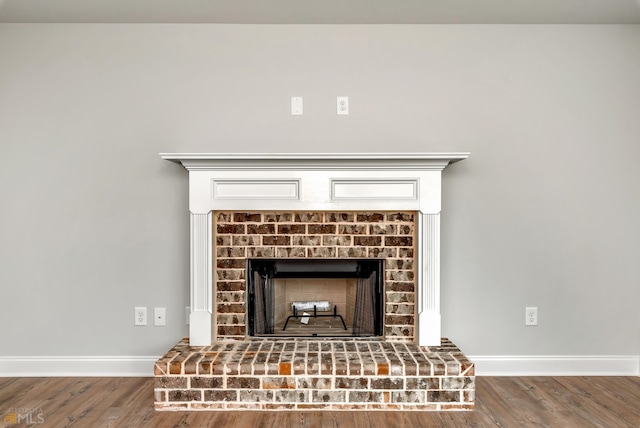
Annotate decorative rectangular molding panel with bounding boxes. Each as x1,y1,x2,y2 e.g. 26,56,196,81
213,179,300,200
331,179,418,201
161,153,469,347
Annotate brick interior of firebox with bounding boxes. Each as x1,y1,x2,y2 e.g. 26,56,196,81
275,278,356,336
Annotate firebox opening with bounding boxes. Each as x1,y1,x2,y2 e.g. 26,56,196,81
247,259,384,338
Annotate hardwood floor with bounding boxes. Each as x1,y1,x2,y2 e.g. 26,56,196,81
1,376,638,427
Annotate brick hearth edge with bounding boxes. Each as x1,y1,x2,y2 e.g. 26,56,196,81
154,337,475,411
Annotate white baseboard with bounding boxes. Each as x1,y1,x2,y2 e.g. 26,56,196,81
469,355,640,376
0,356,160,377
1,355,638,377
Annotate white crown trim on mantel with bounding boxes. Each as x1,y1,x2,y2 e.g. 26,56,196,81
160,152,469,171
161,152,469,347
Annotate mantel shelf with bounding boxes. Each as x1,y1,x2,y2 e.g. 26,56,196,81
160,152,469,171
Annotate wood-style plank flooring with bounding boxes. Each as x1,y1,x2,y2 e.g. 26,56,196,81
1,376,638,427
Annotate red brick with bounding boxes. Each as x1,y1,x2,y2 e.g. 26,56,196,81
233,213,262,222
357,213,385,222
279,362,292,375
277,224,306,234
217,258,245,269
217,224,245,234
247,224,276,234
354,236,382,246
263,235,291,246
308,224,337,234
385,236,413,246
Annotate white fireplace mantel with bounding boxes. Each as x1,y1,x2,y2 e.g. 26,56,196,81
161,153,469,346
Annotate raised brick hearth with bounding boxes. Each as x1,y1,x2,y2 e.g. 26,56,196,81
155,337,474,411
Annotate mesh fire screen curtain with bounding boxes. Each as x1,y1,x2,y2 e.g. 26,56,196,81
352,270,377,336
252,270,275,335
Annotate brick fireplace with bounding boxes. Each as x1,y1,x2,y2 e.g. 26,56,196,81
155,153,473,411
216,210,416,341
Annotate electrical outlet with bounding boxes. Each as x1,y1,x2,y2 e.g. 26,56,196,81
526,307,538,326
337,96,349,115
134,307,147,326
154,307,166,326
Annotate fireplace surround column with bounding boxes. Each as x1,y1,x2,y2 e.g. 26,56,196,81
418,212,441,345
190,212,213,344
161,153,468,347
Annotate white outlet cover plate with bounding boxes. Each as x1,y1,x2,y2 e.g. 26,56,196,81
134,307,147,326
291,96,303,115
337,96,349,115
525,307,538,326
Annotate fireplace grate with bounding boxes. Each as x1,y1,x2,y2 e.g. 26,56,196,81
282,304,347,331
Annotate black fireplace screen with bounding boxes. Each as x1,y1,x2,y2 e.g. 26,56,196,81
352,270,378,336
247,259,383,337
252,267,275,334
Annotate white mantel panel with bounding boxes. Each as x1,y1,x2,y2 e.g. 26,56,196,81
188,169,446,214
419,173,442,214
189,171,215,214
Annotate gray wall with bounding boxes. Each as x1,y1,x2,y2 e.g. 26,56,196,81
1,24,639,358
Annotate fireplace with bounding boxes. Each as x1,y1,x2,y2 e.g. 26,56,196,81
155,153,475,411
247,258,385,338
